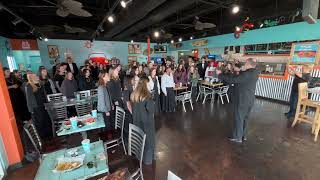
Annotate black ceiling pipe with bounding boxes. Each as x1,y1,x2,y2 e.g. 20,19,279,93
113,0,199,40
103,0,167,39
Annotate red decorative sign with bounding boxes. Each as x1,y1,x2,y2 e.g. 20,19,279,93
10,39,38,50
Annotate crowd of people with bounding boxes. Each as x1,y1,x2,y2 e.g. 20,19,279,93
3,54,256,165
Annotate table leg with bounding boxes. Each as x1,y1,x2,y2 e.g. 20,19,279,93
81,132,88,139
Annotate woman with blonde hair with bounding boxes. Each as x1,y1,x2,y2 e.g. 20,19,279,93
25,73,52,138
97,70,113,129
130,76,155,165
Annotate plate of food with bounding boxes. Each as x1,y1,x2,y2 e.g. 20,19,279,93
83,117,96,125
53,156,84,173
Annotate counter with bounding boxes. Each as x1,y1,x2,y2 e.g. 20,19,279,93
255,67,320,102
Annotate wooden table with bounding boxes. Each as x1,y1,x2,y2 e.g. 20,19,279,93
35,140,109,180
56,114,105,139
200,81,223,88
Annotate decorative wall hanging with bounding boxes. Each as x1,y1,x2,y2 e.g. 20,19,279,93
10,39,38,50
192,39,208,47
234,17,254,39
84,40,93,49
47,45,59,58
128,44,141,54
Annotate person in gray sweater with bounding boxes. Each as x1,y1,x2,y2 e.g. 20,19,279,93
97,70,113,129
61,72,78,98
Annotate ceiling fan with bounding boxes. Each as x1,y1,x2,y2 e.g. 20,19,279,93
43,0,92,17
175,16,216,30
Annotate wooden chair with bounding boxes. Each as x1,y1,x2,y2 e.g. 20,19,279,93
291,82,320,141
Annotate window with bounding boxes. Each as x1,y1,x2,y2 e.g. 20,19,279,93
7,56,17,72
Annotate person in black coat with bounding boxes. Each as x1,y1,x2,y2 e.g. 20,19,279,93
66,57,79,77
131,76,155,165
197,56,208,80
107,65,123,107
78,69,96,91
285,65,311,118
218,58,259,143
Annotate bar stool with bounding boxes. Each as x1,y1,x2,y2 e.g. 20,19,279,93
291,82,320,141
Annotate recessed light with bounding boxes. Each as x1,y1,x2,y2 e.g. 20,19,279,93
131,40,134,43
259,23,264,28
171,40,174,44
44,38,48,42
154,31,160,38
179,37,182,42
190,36,193,40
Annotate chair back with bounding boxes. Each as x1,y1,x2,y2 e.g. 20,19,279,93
218,85,229,94
298,82,308,101
128,124,146,169
183,91,192,100
90,89,98,96
23,121,42,155
75,100,93,116
47,93,63,102
115,106,126,130
75,90,91,100
47,102,68,120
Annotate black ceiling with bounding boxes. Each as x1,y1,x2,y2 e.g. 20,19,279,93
0,0,310,42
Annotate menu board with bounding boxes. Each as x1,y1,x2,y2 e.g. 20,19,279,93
291,42,319,64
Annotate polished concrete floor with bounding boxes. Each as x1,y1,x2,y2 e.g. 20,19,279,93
6,98,320,180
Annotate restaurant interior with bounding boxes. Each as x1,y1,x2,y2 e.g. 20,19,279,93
1,0,320,179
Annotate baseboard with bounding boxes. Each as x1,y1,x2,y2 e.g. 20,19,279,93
256,96,289,105
6,162,23,172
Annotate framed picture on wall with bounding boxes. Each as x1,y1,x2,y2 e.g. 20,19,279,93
47,45,59,58
128,44,141,54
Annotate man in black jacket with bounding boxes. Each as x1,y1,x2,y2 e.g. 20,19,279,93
217,58,259,143
197,56,208,79
66,57,79,77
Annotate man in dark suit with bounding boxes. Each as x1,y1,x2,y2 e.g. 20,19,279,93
66,57,79,77
217,58,259,143
197,56,208,79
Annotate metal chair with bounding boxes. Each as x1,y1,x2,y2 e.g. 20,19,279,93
177,91,193,112
23,120,42,156
47,93,63,102
75,100,93,117
196,85,214,104
128,124,146,180
46,102,68,137
215,85,230,104
90,89,98,96
90,89,98,109
105,106,127,154
75,90,91,100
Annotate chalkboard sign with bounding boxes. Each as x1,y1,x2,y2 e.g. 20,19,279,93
256,44,268,51
290,42,320,64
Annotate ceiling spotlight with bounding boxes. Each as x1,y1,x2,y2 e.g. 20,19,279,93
121,1,126,8
38,36,43,41
44,38,48,42
235,26,241,31
29,27,35,34
98,26,104,32
131,40,134,43
179,37,182,42
171,40,174,44
259,23,264,28
108,15,115,23
154,31,160,38
190,36,193,40
12,18,22,26
232,5,240,14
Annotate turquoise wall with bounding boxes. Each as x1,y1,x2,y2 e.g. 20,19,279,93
12,51,41,72
169,20,320,57
0,36,12,68
37,39,159,69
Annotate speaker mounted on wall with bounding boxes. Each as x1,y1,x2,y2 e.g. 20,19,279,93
302,0,319,24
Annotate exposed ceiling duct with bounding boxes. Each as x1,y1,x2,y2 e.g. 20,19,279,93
103,0,167,39
112,0,199,40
